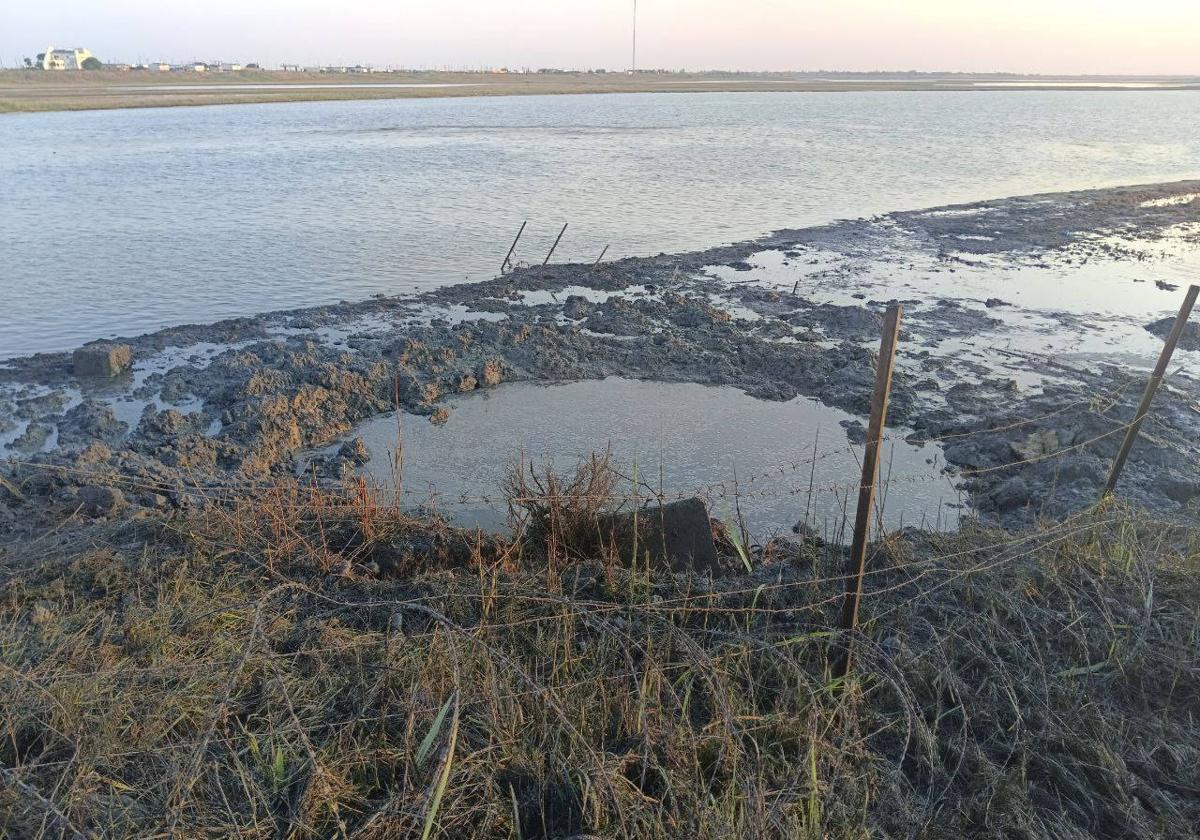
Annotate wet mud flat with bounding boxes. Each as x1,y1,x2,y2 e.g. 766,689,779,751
2,179,1200,539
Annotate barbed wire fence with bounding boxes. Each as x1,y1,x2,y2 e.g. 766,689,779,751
2,288,1194,656
3,287,1199,836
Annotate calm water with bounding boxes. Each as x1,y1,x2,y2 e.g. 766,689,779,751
305,377,961,539
2,91,1199,357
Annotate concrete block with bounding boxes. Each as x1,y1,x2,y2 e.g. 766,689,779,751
601,497,720,574
73,343,133,378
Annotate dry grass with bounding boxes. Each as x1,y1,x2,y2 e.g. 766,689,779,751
1,463,1198,838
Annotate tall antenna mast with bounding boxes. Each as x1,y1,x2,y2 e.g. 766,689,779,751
631,0,638,72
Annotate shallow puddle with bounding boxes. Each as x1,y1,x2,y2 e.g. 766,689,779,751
308,377,962,540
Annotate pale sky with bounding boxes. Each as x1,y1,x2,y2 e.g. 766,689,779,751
3,1,1199,75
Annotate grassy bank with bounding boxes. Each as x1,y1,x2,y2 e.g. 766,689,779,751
3,70,1200,114
2,462,1198,838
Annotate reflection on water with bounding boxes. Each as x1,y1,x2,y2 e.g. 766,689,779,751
307,377,961,540
2,90,1199,356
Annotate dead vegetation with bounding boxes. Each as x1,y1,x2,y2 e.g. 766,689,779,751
1,460,1199,838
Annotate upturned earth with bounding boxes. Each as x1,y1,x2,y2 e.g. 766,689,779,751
2,180,1199,537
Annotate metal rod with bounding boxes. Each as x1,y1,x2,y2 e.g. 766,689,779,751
833,304,903,681
500,221,526,275
543,223,568,266
632,0,638,72
592,245,610,270
1102,284,1199,498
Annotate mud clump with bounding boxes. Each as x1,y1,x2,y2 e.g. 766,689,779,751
480,359,504,387
11,422,53,453
58,402,128,451
339,437,370,465
1146,316,1200,351
78,485,126,517
791,303,882,339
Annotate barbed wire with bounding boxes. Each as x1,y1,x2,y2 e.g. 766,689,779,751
7,508,1119,689
0,363,1149,513
1,512,1123,777
0,406,1151,517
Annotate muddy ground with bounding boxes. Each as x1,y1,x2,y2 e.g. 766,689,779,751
2,179,1200,540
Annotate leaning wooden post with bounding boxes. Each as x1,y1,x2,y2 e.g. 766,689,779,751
500,220,527,275
833,304,903,681
592,244,610,270
1102,284,1199,498
543,223,569,266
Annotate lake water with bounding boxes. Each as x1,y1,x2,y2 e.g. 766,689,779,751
2,90,1199,357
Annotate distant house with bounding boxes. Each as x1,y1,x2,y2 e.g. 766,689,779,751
155,62,171,72
192,62,208,72
40,46,95,70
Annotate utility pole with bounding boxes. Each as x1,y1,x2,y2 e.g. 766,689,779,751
631,0,638,73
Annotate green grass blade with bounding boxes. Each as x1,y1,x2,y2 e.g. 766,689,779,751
416,692,456,767
421,692,460,840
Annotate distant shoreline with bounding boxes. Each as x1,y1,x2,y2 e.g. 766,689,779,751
3,69,1200,113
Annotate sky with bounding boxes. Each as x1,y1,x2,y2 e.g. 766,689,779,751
3,0,1199,75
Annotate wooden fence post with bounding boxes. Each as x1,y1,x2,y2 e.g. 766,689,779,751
543,223,569,266
833,304,903,680
500,221,526,275
1102,284,1199,499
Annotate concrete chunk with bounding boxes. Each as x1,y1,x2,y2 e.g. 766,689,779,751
601,497,720,574
73,343,133,378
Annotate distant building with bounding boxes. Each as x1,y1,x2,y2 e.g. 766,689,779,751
40,46,95,70
192,62,208,72
155,62,171,72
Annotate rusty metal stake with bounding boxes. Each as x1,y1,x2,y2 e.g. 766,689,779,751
1102,284,1199,498
592,245,610,270
543,223,568,266
833,304,903,681
500,221,526,275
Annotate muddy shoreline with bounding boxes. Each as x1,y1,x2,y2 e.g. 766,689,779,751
7,70,1200,114
3,179,1200,537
